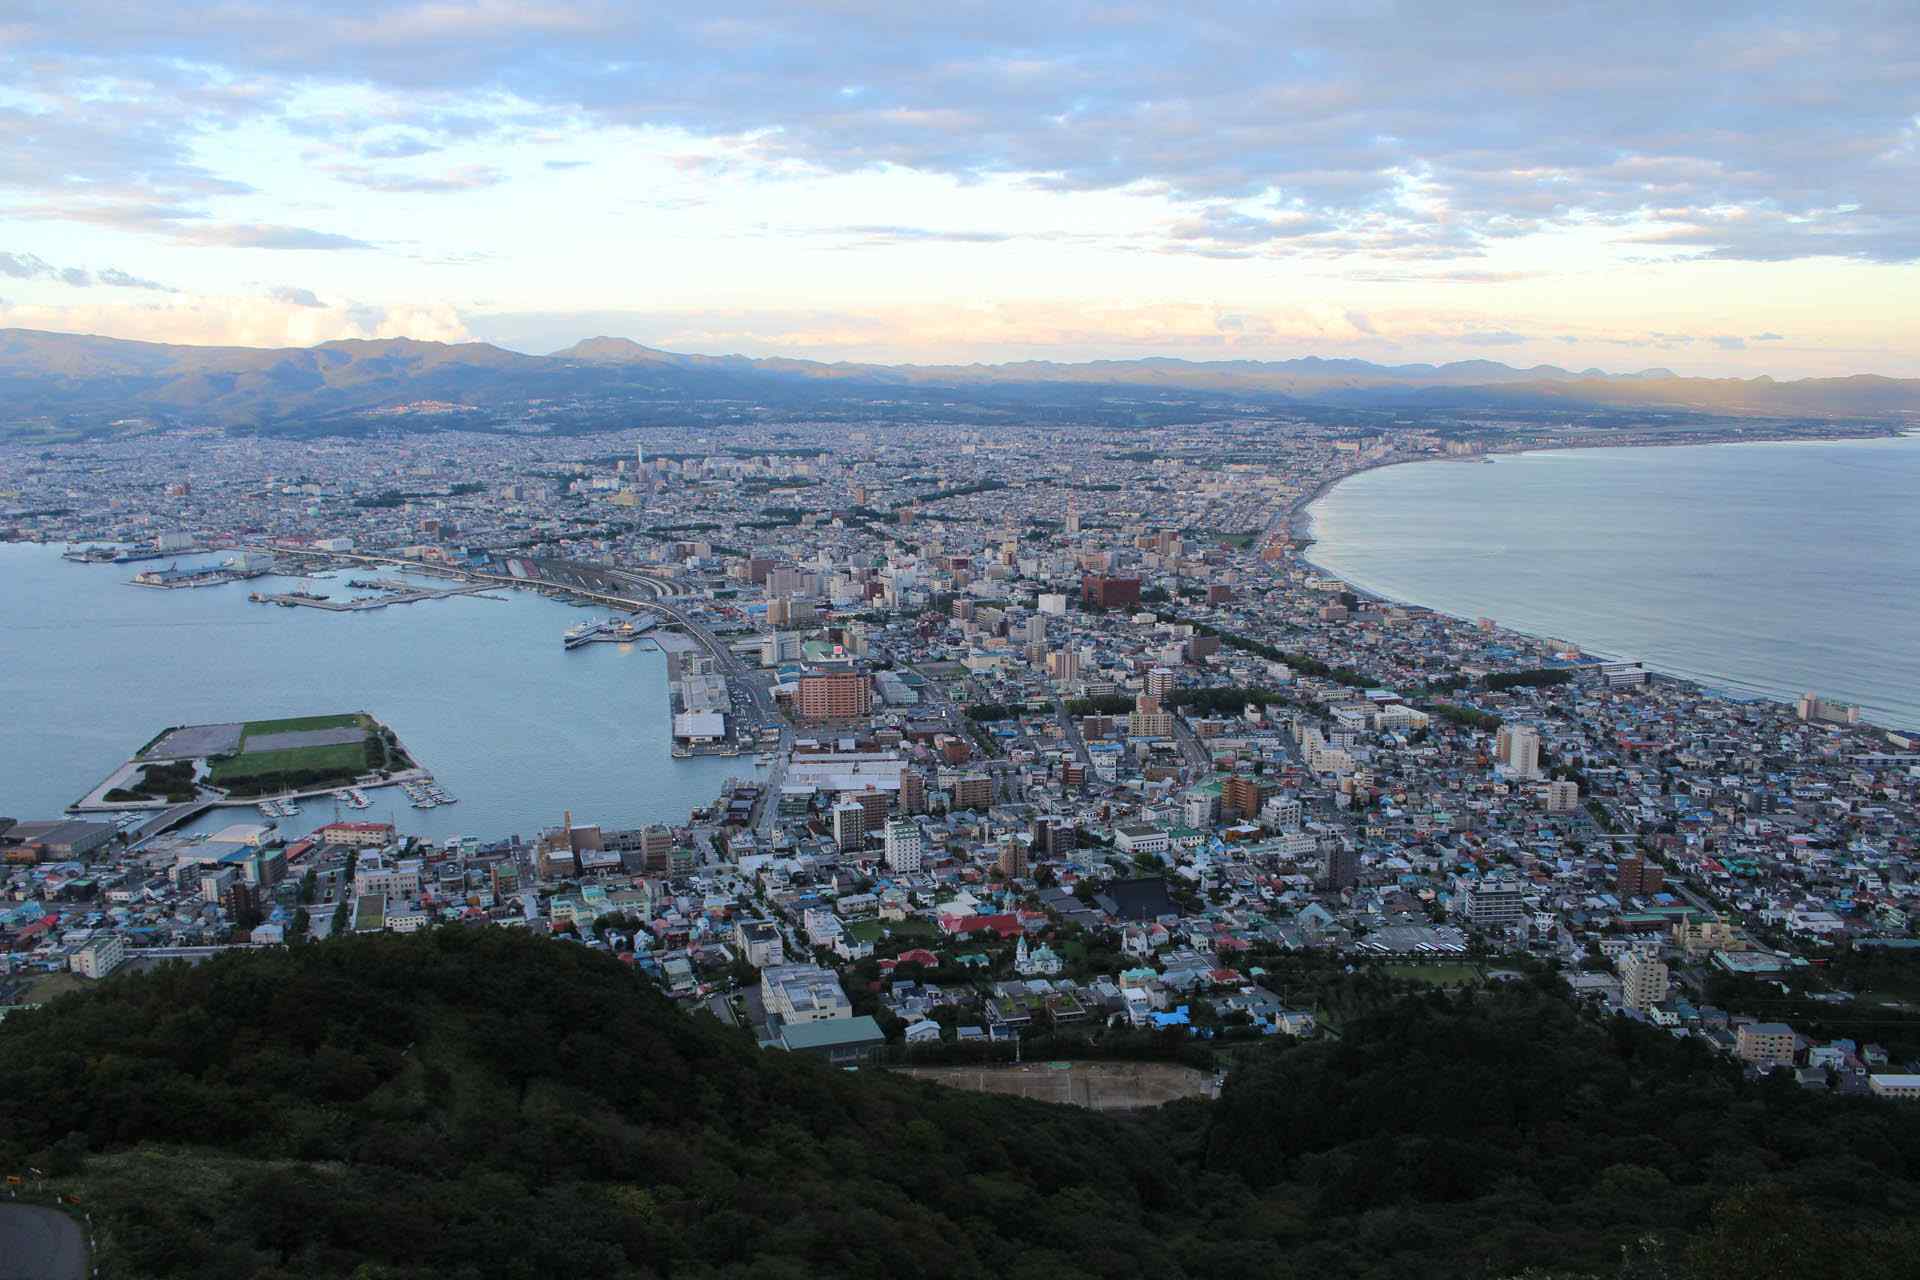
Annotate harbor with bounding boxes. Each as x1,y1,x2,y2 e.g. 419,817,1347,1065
400,777,460,810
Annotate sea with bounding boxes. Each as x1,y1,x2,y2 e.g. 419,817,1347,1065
0,544,754,841
1306,434,1920,731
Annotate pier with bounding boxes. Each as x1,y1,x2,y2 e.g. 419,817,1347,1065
563,616,657,649
248,583,501,611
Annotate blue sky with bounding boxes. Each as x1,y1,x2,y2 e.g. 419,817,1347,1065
1,2,1915,375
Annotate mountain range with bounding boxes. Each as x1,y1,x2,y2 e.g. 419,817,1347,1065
3,326,1917,434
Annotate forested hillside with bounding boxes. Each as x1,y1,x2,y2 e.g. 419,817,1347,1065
1,931,1915,1279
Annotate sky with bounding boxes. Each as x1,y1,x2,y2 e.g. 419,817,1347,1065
1,3,1916,377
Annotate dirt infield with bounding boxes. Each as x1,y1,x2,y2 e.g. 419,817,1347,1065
143,722,244,760
891,1061,1217,1111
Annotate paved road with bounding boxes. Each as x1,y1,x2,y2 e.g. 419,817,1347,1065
0,1204,88,1280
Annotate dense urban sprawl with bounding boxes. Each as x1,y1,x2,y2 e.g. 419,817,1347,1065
4,414,1917,1102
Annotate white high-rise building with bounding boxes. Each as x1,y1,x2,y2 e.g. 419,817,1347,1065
1619,946,1669,1011
883,820,924,873
1496,725,1541,778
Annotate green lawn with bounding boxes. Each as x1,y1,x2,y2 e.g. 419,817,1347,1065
241,713,366,736
208,742,370,784
1384,963,1485,986
849,918,940,944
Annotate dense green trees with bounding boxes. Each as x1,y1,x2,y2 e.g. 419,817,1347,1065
2,933,1917,1279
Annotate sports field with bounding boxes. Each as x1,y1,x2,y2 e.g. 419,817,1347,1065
204,713,377,789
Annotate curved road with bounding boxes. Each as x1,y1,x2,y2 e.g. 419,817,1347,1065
0,1204,88,1280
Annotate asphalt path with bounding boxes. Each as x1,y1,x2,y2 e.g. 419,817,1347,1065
0,1204,88,1280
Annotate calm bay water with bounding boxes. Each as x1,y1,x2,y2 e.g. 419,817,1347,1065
1307,435,1920,730
0,544,752,840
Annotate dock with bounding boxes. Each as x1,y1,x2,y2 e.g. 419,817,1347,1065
248,583,500,611
563,615,657,649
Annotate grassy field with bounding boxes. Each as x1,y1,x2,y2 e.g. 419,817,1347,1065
1384,963,1485,986
23,971,89,1002
241,713,365,736
208,742,369,784
848,918,941,944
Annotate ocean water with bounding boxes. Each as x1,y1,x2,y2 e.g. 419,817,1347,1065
0,544,753,840
1306,435,1920,730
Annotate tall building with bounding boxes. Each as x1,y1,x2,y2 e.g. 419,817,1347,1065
997,836,1030,879
1184,790,1219,829
1544,779,1580,814
952,775,993,811
898,768,927,816
1321,841,1360,891
795,671,873,721
831,801,867,852
1049,648,1080,683
1735,1022,1797,1067
1032,814,1075,856
1495,724,1541,778
1616,854,1665,899
1081,574,1142,609
1128,693,1173,738
1618,946,1669,1011
1461,877,1525,931
1221,775,1269,822
1146,667,1175,700
850,786,889,831
883,820,924,873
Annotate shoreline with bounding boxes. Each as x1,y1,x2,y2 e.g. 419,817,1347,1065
1286,429,1918,733
1284,422,1905,545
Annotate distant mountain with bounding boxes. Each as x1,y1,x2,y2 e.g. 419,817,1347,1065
2,326,1916,433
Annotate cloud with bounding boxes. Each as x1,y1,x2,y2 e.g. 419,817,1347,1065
360,133,441,159
825,225,1014,246
1456,330,1529,347
0,251,174,291
329,164,509,194
3,5,1917,265
1712,334,1748,350
97,268,172,291
169,223,374,250
1751,331,1786,341
269,285,325,307
0,293,469,348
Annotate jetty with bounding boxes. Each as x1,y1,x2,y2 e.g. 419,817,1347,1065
248,582,499,611
563,615,657,649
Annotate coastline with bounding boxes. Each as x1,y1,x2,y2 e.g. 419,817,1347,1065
1287,430,1919,732
1283,420,1904,545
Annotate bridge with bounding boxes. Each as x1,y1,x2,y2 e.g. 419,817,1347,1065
128,799,217,844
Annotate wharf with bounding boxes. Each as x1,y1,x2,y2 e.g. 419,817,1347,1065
249,583,500,611
563,616,657,649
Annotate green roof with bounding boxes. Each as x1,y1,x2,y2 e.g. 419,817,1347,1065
780,1016,886,1051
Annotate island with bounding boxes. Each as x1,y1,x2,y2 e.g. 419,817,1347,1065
68,713,430,817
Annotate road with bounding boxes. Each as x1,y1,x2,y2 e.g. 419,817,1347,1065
0,1204,88,1280
1169,710,1212,778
